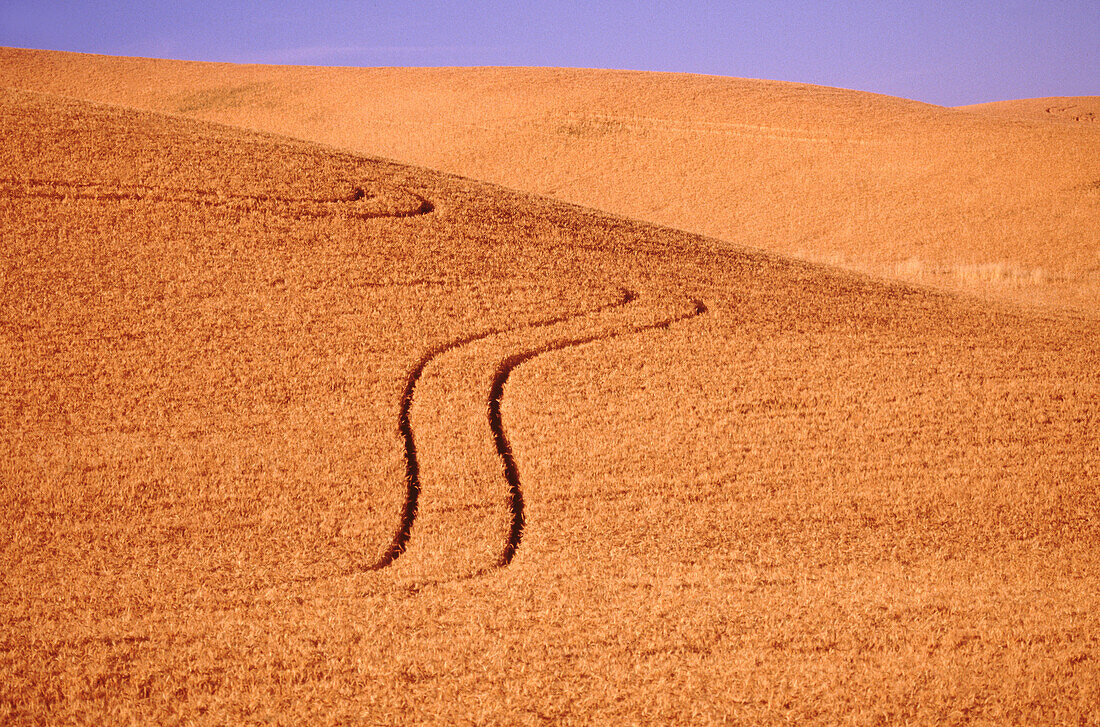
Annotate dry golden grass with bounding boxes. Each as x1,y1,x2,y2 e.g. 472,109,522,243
958,96,1100,124
1,61,1099,724
2,48,1097,314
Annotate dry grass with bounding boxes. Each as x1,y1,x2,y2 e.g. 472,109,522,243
2,48,1097,315
1,61,1099,725
958,96,1100,124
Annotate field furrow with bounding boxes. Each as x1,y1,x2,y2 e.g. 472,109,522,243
0,176,433,219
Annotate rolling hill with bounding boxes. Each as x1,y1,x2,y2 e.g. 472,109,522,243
958,96,1100,124
2,47,1098,314
1,53,1099,724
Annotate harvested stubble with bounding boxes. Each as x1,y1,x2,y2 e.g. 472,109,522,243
1,76,1099,724
3,47,1098,314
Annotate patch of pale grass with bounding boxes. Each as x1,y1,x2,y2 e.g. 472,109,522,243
897,257,1052,287
954,260,1050,285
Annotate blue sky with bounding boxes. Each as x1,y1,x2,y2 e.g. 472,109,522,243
1,1,1097,105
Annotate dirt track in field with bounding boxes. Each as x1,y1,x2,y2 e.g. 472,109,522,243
0,176,433,219
376,289,708,574
488,297,708,567
373,287,637,570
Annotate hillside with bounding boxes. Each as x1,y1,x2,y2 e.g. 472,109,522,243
958,96,1100,124
2,85,1099,724
2,47,1098,314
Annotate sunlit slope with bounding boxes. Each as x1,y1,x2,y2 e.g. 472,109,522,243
958,96,1100,124
0,84,647,583
3,89,1099,724
3,47,1098,313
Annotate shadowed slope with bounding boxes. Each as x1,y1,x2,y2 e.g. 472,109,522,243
2,48,1098,313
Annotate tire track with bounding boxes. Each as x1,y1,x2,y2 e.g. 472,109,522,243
369,287,637,570
489,299,707,566
0,177,433,219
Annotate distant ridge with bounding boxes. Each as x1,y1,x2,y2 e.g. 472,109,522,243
957,96,1100,124
3,47,1099,314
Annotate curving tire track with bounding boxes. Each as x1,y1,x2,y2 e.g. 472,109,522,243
489,299,707,566
0,177,433,219
369,287,637,570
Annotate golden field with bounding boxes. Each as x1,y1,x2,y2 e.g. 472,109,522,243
3,48,1098,314
1,50,1099,724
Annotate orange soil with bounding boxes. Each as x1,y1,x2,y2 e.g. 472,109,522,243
1,58,1099,724
3,48,1098,314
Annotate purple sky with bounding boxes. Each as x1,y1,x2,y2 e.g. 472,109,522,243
2,1,1097,106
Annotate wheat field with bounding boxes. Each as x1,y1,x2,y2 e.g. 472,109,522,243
2,48,1098,314
1,50,1099,724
